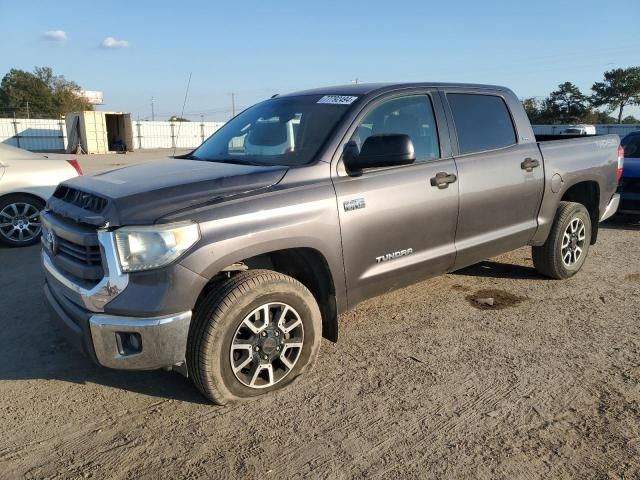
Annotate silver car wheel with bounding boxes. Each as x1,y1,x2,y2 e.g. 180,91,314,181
561,217,586,267
0,202,42,244
230,302,304,389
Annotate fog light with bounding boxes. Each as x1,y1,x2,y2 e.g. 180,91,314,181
115,332,142,356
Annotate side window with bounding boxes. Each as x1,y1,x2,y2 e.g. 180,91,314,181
447,94,517,155
350,95,440,162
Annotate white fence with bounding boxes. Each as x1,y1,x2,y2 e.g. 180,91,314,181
0,118,66,151
133,121,224,149
0,117,224,152
5,118,638,152
533,124,640,137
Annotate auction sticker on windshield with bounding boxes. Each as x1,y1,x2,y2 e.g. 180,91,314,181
317,95,358,105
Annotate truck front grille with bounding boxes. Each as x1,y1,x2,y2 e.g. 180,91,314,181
41,211,105,283
57,237,102,267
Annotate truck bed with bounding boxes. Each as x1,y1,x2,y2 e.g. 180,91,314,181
529,133,620,245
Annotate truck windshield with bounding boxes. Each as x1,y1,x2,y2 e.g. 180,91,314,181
190,94,357,166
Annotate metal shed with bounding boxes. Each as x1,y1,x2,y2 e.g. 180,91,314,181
65,111,134,154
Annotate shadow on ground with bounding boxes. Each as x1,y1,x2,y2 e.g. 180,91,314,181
601,215,640,231
0,243,209,405
452,260,546,281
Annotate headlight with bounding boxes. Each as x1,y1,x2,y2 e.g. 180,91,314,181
114,221,200,272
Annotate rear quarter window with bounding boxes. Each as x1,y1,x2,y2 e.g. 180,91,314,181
447,93,517,155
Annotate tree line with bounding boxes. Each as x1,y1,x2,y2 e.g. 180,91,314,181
0,67,94,118
523,67,640,125
2,65,640,123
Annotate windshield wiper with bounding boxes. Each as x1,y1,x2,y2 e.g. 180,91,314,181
202,158,272,167
174,152,196,159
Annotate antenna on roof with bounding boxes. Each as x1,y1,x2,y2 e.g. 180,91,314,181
173,72,192,158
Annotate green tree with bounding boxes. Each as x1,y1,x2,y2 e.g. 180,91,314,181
521,97,542,123
0,67,93,118
622,115,640,124
581,110,617,124
541,82,592,124
0,69,53,117
169,115,190,122
591,67,640,124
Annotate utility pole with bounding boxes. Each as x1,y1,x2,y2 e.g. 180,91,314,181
25,101,30,119
151,96,155,121
231,92,236,118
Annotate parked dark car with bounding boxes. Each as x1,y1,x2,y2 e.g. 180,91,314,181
618,132,640,215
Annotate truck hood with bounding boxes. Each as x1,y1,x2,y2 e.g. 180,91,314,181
623,157,640,178
48,158,288,226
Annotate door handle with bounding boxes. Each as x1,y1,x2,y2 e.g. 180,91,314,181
521,158,540,172
430,172,457,189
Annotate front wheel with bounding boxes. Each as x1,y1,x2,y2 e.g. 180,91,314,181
532,201,592,279
0,194,45,247
187,270,322,404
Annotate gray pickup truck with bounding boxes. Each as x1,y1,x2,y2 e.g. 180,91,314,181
42,83,622,404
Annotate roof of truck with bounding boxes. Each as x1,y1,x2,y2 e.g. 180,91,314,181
281,82,510,97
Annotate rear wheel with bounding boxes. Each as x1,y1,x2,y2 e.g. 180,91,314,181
0,194,45,247
532,201,592,279
187,270,322,404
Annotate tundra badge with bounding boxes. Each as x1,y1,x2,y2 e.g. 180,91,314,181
376,248,414,263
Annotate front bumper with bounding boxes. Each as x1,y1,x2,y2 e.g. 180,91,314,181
45,280,192,370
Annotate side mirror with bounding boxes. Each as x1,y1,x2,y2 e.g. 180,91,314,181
343,134,415,172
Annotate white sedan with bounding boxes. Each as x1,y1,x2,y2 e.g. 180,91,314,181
0,144,81,247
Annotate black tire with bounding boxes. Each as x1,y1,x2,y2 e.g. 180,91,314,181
532,201,592,279
0,194,45,247
187,269,322,405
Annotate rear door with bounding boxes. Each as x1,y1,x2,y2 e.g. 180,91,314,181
332,91,459,307
441,90,544,269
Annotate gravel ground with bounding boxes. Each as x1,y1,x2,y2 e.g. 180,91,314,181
0,208,638,478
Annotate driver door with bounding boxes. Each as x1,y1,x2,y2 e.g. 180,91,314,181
332,92,460,307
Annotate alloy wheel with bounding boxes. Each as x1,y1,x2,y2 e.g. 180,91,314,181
561,217,586,267
0,202,42,244
230,302,304,389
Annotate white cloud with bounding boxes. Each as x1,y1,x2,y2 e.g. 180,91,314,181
100,36,129,49
42,30,67,42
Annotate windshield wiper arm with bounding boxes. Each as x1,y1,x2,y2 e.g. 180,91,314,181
203,158,268,166
174,152,196,159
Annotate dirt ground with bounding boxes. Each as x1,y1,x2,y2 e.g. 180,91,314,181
0,213,639,479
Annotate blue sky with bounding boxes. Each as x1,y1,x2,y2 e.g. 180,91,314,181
0,0,638,121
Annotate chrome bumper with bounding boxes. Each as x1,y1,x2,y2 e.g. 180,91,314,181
41,230,128,312
600,193,620,222
89,311,192,370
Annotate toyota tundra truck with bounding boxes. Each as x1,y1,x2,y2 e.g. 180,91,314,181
42,83,622,404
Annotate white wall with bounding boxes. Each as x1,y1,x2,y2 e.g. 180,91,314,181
533,124,640,137
7,119,637,152
0,118,67,151
0,117,224,152
131,120,225,149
